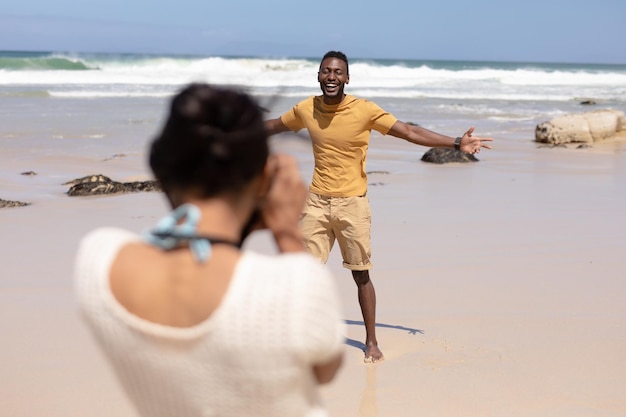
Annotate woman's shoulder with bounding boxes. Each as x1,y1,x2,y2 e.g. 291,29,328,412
75,227,140,279
78,227,140,255
74,228,142,316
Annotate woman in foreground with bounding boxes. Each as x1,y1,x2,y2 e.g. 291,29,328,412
74,84,345,417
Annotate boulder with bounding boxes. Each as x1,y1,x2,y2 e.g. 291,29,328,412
535,109,625,145
421,148,479,164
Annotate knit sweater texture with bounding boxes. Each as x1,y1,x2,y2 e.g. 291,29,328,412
75,227,345,417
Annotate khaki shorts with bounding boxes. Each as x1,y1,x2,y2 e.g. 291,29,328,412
301,192,372,271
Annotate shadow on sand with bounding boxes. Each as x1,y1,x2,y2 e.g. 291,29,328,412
344,319,424,351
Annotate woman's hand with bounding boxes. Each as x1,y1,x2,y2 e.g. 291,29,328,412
261,154,307,253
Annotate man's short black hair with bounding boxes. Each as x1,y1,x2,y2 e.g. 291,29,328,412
320,51,349,75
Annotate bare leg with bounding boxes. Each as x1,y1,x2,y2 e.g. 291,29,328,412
352,270,384,363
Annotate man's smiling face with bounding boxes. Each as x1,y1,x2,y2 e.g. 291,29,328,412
318,57,349,104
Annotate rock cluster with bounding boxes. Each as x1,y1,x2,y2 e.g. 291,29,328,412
0,199,30,208
64,175,161,196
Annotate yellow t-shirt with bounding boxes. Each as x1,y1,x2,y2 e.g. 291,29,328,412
280,95,397,197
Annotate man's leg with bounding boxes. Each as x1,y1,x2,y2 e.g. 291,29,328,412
300,193,334,262
352,269,384,362
333,195,384,362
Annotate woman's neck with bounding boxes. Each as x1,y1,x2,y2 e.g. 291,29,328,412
178,198,252,243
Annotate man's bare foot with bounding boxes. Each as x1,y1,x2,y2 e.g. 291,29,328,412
364,343,384,363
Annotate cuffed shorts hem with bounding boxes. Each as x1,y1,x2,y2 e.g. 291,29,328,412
342,261,373,271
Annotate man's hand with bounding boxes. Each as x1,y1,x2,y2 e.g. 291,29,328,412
460,126,494,154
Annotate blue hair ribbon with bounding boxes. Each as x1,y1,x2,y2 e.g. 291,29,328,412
143,204,212,263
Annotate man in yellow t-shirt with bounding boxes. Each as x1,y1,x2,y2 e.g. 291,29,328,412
265,51,493,363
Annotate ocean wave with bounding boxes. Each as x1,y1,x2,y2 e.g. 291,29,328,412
12,86,625,102
2,52,626,102
0,90,51,98
50,90,174,98
0,55,93,71
2,53,625,85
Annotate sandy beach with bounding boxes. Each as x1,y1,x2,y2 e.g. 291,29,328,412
1,121,625,417
2,53,626,416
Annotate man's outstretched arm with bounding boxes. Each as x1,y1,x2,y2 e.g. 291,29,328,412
265,118,292,136
387,121,493,154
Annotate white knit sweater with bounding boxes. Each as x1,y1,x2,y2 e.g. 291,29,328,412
75,228,345,417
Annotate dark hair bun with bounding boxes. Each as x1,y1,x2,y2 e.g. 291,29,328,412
150,84,269,196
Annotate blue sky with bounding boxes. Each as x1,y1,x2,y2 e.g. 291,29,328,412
1,0,624,64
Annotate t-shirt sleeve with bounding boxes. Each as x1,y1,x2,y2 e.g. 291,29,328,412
366,100,398,135
290,255,345,365
279,101,307,132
